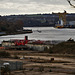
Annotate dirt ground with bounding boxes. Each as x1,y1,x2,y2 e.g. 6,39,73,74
0,50,75,75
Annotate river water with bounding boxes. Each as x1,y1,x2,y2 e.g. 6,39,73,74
0,27,75,43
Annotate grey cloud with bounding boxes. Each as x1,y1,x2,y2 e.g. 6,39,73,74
25,0,68,5
0,0,30,4
0,0,68,5
0,0,74,15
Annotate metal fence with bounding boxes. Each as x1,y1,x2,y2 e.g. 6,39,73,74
8,61,23,70
0,61,23,71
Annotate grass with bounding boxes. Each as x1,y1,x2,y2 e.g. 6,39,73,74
0,51,10,58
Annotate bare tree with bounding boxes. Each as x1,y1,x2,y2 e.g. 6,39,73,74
67,0,75,8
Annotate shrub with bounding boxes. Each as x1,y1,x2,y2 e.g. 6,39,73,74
50,41,75,54
0,51,10,58
38,66,44,72
13,55,19,59
49,69,52,72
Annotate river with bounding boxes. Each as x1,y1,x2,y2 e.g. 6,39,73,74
0,27,75,44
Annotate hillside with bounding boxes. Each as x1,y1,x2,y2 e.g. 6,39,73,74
50,41,75,54
0,13,75,34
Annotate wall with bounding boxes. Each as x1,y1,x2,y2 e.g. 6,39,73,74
26,44,53,51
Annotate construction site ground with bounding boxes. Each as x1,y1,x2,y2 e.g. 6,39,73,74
0,50,75,75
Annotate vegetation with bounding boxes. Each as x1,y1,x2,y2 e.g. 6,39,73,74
50,41,75,54
38,66,44,72
13,55,19,59
0,12,75,35
0,51,10,58
0,17,23,34
44,47,53,53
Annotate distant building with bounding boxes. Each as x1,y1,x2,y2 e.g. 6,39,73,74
69,21,75,25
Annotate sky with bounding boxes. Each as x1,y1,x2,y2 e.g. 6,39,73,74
0,0,75,16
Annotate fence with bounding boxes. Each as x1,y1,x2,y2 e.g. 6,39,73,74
0,61,23,71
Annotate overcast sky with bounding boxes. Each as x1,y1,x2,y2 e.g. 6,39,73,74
0,0,75,15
